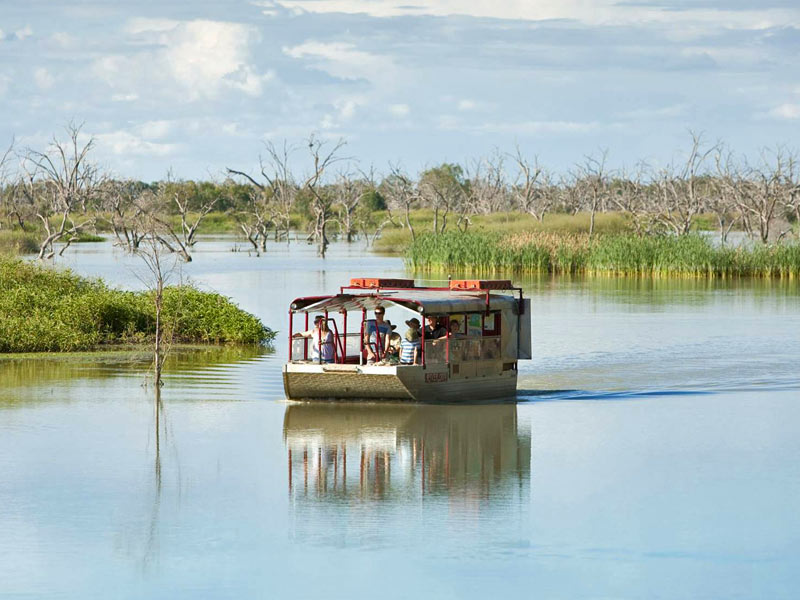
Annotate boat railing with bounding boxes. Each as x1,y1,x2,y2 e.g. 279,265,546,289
291,332,363,364
423,335,502,365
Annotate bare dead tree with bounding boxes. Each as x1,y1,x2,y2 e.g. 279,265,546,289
510,148,554,222
734,148,792,243
0,140,25,232
134,186,192,262
380,164,419,241
462,153,507,232
132,229,180,388
232,187,273,254
712,150,743,244
610,164,659,237
655,133,717,236
20,123,102,259
102,180,148,251
227,140,297,244
301,135,346,257
783,153,800,238
163,174,218,248
574,150,611,238
332,169,367,242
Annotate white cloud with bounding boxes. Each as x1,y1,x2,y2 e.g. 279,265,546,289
335,98,359,119
136,120,174,139
251,1,281,16
388,103,410,117
438,115,603,134
283,41,396,84
111,93,138,102
622,104,689,120
93,19,271,100
274,0,800,27
51,32,77,48
124,18,181,34
457,99,478,111
319,95,367,130
95,130,179,157
15,25,33,40
768,103,800,120
33,68,55,90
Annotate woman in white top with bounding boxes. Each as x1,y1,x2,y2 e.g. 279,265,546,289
293,316,335,363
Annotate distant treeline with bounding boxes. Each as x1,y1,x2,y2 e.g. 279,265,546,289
1,126,798,262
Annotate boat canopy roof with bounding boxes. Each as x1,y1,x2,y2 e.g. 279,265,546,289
292,289,520,315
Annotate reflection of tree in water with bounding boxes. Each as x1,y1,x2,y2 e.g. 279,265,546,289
114,386,178,574
284,403,530,504
0,345,269,406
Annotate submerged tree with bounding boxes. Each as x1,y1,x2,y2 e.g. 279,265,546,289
20,123,103,259
102,179,149,251
132,228,180,388
380,165,419,241
301,135,346,257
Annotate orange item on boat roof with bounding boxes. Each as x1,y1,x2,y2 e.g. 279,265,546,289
349,278,416,289
449,280,514,291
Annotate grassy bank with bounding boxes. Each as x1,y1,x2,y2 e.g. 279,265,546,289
375,211,634,254
406,232,800,278
0,258,275,353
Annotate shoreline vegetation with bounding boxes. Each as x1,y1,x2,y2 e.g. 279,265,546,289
1,127,798,277
405,232,800,278
0,258,275,353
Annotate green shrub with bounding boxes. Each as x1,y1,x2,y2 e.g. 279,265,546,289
0,258,275,353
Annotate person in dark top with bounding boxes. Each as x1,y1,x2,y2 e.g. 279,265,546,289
424,314,446,339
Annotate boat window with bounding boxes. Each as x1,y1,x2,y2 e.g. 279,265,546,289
482,313,501,336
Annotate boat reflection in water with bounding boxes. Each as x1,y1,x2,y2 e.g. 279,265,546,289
284,403,530,544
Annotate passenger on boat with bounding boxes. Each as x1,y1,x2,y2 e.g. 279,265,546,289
364,306,391,363
383,321,402,363
449,319,465,338
292,316,335,363
424,315,447,339
400,318,422,365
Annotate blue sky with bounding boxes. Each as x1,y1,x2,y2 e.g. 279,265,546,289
1,0,799,180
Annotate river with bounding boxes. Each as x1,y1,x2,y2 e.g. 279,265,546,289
1,237,799,599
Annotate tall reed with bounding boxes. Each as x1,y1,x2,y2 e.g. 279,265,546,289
406,232,800,278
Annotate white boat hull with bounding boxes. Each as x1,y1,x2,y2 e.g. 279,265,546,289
282,361,518,402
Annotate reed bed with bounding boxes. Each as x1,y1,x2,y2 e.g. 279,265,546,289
407,232,800,278
0,231,39,255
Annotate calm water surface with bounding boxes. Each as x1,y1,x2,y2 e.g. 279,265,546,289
1,238,799,599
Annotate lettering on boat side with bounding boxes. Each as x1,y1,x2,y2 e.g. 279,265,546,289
425,372,448,383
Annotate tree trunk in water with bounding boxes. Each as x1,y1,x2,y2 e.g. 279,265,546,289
154,281,162,388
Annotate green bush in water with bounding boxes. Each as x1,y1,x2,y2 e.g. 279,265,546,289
0,258,275,353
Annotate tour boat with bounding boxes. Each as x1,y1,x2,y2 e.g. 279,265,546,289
283,278,531,402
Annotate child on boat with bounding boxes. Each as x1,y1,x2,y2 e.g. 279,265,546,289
400,318,422,365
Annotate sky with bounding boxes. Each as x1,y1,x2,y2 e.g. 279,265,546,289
1,0,799,181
